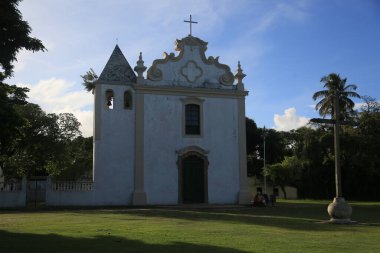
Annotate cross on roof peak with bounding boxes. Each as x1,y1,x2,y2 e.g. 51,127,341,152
184,15,198,36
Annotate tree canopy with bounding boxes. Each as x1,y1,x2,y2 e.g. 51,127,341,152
0,0,46,81
264,156,302,199
312,73,360,120
0,0,47,175
246,73,379,200
2,103,92,179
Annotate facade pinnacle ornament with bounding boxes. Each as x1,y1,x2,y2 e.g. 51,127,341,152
134,52,147,84
235,61,246,90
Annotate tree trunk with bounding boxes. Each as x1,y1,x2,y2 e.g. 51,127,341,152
334,91,342,198
281,185,287,199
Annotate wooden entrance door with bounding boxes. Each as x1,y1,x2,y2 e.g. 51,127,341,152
182,155,205,203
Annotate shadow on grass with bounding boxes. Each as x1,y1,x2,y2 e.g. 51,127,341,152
1,202,379,234
107,202,380,231
0,230,252,253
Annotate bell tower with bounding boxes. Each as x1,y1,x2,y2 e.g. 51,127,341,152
93,44,138,205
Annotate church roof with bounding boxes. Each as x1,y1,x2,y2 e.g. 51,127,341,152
98,45,136,83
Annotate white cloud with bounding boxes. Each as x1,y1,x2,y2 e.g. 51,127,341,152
274,107,309,131
255,1,309,32
13,51,28,73
18,78,93,137
354,102,365,110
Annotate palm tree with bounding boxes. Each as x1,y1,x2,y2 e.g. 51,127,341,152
312,73,360,120
312,74,360,220
81,68,98,93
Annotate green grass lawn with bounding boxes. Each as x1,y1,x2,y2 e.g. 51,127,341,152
1,200,379,253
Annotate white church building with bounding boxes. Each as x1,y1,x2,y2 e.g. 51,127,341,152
93,34,250,206
1,34,251,207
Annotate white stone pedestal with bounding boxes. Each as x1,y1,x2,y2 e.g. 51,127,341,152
327,197,356,224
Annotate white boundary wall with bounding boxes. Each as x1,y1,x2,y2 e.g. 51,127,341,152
0,177,26,208
248,177,298,199
45,177,95,206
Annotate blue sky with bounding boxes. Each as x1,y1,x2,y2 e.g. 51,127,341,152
8,0,380,136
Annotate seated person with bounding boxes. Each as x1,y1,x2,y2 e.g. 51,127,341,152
253,192,265,206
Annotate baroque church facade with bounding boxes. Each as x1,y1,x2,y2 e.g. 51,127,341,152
93,35,251,205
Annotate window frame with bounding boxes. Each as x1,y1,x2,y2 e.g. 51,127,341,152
181,97,204,138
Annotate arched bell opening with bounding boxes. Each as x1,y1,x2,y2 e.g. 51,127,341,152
105,90,114,109
124,90,132,109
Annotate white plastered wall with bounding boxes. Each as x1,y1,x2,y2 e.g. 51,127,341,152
93,83,135,205
143,94,240,204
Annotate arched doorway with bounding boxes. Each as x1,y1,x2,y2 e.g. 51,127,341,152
182,155,204,203
177,148,209,204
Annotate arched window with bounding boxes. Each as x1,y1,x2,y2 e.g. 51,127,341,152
124,91,132,109
105,90,114,109
185,104,200,135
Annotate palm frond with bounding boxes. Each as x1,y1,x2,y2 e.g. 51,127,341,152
81,68,98,93
344,84,358,91
312,73,361,120
312,90,329,100
343,91,361,99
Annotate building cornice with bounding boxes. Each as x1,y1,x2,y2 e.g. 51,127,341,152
95,80,135,86
134,85,248,98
